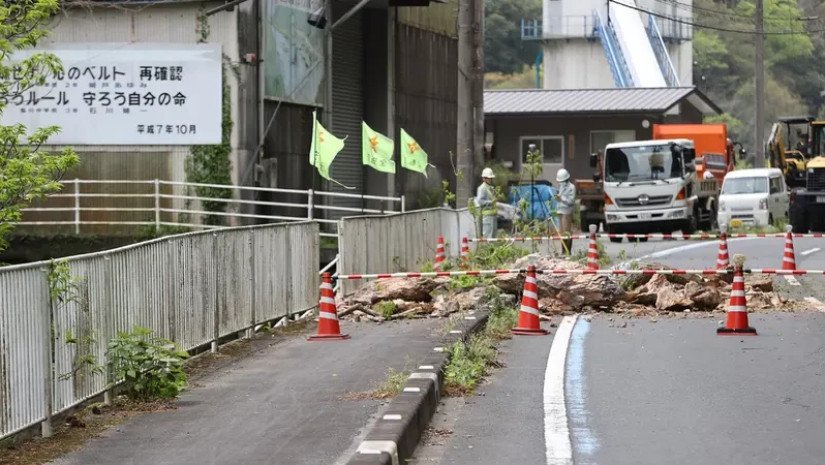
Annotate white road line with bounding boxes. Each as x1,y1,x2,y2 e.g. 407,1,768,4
804,297,825,312
618,237,758,269
544,315,578,465
801,247,821,256
784,275,801,286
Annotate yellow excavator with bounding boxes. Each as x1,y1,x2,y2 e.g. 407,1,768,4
786,119,825,232
767,116,814,188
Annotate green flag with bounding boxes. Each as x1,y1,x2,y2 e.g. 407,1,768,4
400,128,429,177
309,111,346,182
361,122,396,174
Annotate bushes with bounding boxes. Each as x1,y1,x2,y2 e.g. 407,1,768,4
107,326,189,400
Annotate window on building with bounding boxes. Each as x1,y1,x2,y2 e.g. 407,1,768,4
520,136,564,164
590,130,636,154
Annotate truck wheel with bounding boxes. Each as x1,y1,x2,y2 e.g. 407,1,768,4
606,225,623,243
684,210,698,234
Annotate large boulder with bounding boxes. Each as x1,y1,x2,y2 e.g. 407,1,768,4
344,277,443,305
684,281,724,311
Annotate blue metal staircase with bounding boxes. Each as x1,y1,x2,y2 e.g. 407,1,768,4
593,11,634,88
645,15,680,87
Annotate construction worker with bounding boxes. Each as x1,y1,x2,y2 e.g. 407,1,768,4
476,168,498,238
556,168,576,254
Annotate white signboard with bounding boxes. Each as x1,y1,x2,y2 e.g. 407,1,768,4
0,43,222,145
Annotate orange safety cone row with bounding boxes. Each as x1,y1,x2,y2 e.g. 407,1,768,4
782,225,797,270
512,265,549,336
717,226,730,269
434,235,446,270
717,254,757,336
460,236,470,267
586,224,600,270
308,273,350,341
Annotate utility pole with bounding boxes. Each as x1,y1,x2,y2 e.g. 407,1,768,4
456,0,474,206
472,0,485,185
755,0,765,167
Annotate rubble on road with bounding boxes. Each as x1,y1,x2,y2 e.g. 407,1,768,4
336,253,804,322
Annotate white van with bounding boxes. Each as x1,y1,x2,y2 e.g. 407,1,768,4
717,168,789,227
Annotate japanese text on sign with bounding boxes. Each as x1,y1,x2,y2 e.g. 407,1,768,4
0,43,222,145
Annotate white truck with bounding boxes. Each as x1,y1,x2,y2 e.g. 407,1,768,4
598,139,720,242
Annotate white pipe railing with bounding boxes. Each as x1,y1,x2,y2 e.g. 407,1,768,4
19,179,405,238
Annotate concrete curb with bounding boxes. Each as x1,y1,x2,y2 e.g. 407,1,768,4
344,310,490,465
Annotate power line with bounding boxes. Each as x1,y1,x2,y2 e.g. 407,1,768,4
650,0,817,24
609,0,824,35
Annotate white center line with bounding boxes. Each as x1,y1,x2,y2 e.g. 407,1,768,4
784,275,801,286
800,247,821,256
544,315,578,465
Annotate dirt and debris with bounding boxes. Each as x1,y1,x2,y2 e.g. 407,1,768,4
337,253,805,322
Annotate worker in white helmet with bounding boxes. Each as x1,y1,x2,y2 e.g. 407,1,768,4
476,167,498,238
556,168,576,254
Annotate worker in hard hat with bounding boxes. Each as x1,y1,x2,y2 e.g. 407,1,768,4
476,167,498,238
555,168,576,255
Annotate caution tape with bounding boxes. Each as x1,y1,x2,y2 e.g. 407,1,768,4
468,233,825,243
335,267,825,280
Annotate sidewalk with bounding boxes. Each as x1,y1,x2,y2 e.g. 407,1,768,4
51,319,446,465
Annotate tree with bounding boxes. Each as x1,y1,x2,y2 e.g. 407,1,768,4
484,0,541,75
0,1,78,251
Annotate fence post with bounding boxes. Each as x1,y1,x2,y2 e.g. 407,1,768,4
102,255,113,406
401,195,406,213
154,179,161,232
211,232,220,353
307,189,314,220
73,178,80,235
41,267,54,438
247,230,256,339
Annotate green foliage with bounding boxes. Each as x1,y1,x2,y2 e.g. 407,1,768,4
372,368,408,398
484,0,542,75
137,224,192,240
107,326,189,400
694,0,820,152
47,259,82,305
186,77,233,225
374,300,397,319
0,1,79,251
447,274,490,291
444,334,496,394
467,242,529,269
416,186,444,209
485,298,519,341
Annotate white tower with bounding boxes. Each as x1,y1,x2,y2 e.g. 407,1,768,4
530,0,693,89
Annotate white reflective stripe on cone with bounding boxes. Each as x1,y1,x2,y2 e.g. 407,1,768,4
730,290,746,297
520,305,540,316
320,297,336,305
524,290,538,300
728,305,747,312
318,312,339,320
321,282,333,290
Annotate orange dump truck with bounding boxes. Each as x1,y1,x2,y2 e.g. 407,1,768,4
652,123,736,182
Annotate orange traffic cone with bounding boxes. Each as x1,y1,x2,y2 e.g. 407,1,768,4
308,273,350,341
717,254,757,336
512,265,549,336
782,225,796,270
460,236,470,267
586,224,600,270
716,226,730,269
434,236,446,270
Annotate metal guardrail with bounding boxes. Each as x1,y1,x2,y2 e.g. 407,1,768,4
0,221,319,440
593,11,634,88
20,179,405,239
645,15,680,87
521,16,598,40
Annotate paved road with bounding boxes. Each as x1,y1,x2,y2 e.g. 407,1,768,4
50,320,446,465
413,238,825,465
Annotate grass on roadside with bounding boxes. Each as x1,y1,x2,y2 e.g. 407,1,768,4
443,291,519,396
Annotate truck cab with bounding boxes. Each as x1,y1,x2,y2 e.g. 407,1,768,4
600,139,717,236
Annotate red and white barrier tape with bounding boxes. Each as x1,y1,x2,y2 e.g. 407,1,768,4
469,233,825,243
335,267,825,280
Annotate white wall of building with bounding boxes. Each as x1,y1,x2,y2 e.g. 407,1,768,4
40,2,242,184
541,0,693,89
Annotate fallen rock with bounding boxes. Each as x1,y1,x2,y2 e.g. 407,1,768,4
747,276,774,293
646,274,691,311
345,277,442,305
555,275,625,310
684,281,723,310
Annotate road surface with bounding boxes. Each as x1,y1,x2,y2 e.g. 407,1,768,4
412,237,825,465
